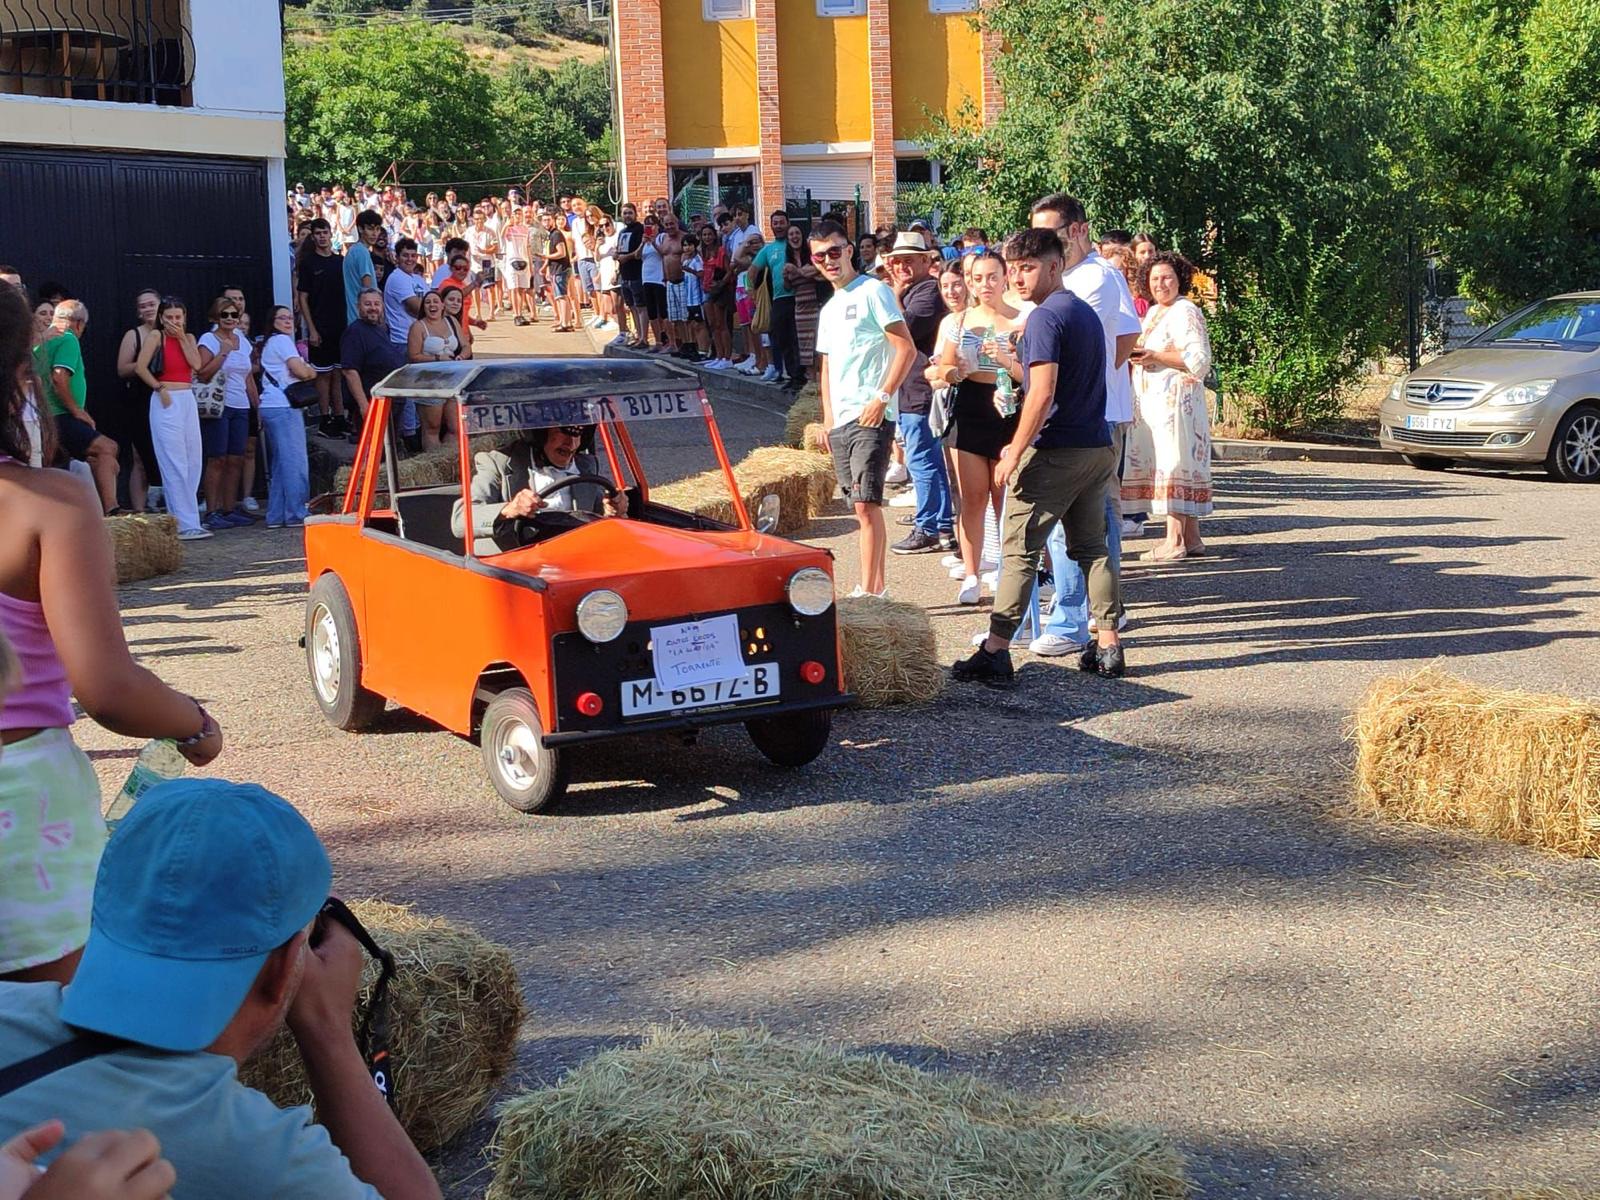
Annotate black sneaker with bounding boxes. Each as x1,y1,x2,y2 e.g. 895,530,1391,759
939,531,958,552
317,415,338,438
1077,643,1127,677
952,643,1015,685
891,529,941,554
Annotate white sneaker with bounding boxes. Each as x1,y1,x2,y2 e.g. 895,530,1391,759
176,528,213,541
241,496,259,513
1088,612,1130,634
591,317,605,329
888,491,916,508
940,553,962,568
735,355,757,372
846,584,888,600
1121,518,1145,537
957,575,982,605
1028,633,1086,657
760,366,780,382
708,358,731,370
884,461,909,486
981,569,998,589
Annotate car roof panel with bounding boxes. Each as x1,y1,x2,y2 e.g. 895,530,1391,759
371,357,702,406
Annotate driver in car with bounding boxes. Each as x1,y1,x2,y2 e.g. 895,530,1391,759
451,424,629,553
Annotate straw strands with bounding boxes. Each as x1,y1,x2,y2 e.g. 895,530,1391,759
652,448,837,536
781,383,822,449
486,1026,1186,1200
838,595,944,707
332,444,463,495
801,422,831,456
1351,668,1600,857
240,900,523,1152
105,514,181,583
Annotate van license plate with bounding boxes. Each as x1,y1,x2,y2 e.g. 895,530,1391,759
621,663,781,717
1404,414,1456,432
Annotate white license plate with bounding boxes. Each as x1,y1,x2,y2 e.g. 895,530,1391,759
620,663,781,717
1404,414,1456,432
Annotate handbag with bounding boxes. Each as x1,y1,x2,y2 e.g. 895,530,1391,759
510,259,529,272
929,385,956,439
192,375,226,419
262,362,320,410
749,264,771,336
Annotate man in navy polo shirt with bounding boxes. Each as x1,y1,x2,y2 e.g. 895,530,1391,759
952,226,1125,684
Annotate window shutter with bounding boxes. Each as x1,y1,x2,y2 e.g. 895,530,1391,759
816,0,866,15
703,0,751,19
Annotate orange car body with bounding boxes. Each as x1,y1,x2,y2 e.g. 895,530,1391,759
303,359,848,748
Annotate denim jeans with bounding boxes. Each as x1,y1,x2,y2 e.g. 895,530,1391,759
1043,421,1125,643
259,405,309,525
898,411,953,537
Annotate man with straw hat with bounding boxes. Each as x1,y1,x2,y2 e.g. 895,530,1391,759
880,231,954,557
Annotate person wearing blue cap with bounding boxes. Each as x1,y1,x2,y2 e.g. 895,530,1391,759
0,779,441,1200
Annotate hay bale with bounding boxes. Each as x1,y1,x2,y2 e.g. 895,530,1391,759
838,595,944,707
652,448,836,536
332,444,463,496
801,422,831,456
781,383,822,448
487,1026,1186,1200
1351,668,1600,857
240,900,523,1153
105,514,181,583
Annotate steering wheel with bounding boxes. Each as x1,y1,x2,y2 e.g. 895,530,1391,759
500,474,623,549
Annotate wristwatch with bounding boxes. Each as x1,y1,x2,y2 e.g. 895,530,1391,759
869,389,892,407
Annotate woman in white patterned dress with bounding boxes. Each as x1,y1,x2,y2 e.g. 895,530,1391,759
1122,251,1213,561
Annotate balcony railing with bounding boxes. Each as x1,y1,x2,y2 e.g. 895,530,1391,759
1,0,194,105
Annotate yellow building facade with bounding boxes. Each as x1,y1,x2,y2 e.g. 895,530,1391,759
614,0,993,230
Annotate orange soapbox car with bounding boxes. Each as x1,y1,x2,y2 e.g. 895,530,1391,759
302,358,849,812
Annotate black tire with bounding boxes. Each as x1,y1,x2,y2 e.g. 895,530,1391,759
480,688,568,813
305,574,385,731
1402,454,1453,472
746,708,834,768
1544,404,1600,483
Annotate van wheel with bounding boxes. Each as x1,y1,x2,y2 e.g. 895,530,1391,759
746,709,833,768
1402,454,1452,472
1545,405,1600,483
306,575,385,730
481,688,568,813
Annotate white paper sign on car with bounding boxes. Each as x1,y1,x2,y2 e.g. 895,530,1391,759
651,613,746,690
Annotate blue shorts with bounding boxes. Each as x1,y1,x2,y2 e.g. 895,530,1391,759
201,407,250,458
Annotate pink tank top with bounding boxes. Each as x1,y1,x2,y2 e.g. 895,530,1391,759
0,591,74,732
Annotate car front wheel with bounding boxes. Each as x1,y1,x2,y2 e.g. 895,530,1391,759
1546,404,1600,483
481,688,568,813
746,708,833,768
1402,454,1453,472
306,574,385,730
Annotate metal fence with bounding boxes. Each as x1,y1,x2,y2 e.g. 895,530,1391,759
0,0,194,104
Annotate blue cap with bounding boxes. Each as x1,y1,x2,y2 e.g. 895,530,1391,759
61,779,332,1052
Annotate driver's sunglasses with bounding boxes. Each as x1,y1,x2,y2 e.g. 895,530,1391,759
810,245,848,265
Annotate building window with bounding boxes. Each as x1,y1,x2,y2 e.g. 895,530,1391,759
703,0,752,19
928,0,978,10
816,0,866,15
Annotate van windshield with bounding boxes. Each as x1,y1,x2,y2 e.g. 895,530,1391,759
1471,297,1600,350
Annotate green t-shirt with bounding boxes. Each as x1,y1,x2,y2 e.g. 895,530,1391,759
33,330,85,418
753,240,793,300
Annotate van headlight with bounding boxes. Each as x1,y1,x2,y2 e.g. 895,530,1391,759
1486,379,1556,407
786,567,834,616
576,590,628,642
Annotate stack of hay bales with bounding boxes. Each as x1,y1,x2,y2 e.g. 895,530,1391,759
781,383,822,449
331,444,462,495
1352,668,1600,857
487,1026,1186,1200
240,900,523,1153
838,595,943,707
105,514,181,583
652,447,836,536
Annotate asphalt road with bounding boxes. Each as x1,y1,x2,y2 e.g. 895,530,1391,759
78,323,1600,1198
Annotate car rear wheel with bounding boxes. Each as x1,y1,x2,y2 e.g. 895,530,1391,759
746,708,833,768
1545,404,1600,483
306,575,385,731
481,688,568,813
1402,454,1453,472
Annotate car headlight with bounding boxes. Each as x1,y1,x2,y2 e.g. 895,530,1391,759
1386,380,1403,403
1486,379,1556,407
786,567,834,616
575,589,628,643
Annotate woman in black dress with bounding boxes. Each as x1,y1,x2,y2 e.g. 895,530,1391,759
112,288,163,512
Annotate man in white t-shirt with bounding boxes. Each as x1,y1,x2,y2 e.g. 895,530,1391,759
1027,193,1142,655
812,219,916,599
381,237,427,345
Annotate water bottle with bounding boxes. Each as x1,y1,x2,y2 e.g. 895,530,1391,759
105,739,187,828
995,368,1019,418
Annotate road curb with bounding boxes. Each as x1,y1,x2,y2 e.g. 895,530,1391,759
1213,438,1402,465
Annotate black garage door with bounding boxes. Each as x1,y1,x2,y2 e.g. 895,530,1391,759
0,146,274,421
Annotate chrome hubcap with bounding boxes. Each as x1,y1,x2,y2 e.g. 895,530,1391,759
310,605,341,703
1564,414,1600,478
496,720,542,790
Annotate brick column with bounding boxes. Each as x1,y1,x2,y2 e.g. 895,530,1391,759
615,0,668,205
753,0,785,218
979,8,1003,126
866,0,897,231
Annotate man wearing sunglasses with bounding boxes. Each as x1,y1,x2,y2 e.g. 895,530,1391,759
451,423,629,554
811,219,916,598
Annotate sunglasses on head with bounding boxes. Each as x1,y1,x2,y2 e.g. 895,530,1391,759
810,244,848,264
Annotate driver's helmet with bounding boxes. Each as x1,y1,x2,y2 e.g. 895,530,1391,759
528,423,596,465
